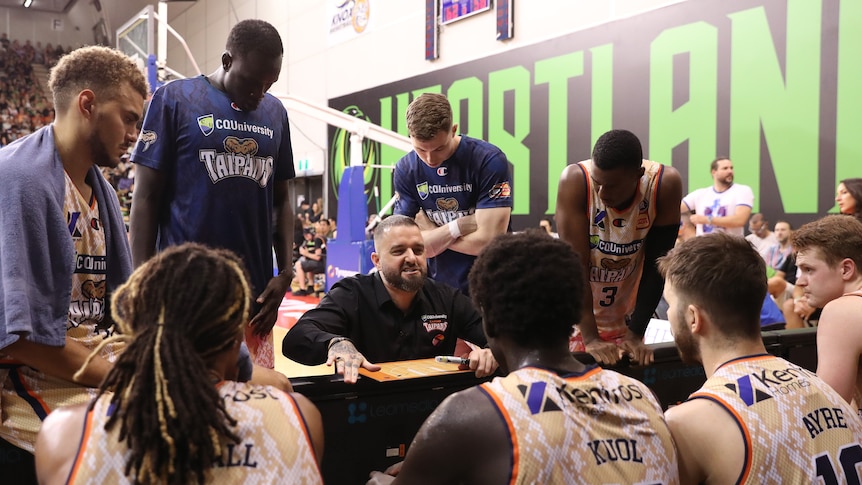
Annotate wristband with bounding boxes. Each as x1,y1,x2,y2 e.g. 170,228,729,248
707,215,714,225
448,219,462,239
328,337,351,350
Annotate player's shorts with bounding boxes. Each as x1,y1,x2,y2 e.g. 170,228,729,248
300,258,325,273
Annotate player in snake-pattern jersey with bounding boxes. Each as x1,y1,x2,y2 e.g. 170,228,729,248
35,244,323,484
660,232,862,484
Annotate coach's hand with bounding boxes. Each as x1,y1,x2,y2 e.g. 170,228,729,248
326,338,381,384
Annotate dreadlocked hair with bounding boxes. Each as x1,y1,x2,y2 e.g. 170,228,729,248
79,242,252,484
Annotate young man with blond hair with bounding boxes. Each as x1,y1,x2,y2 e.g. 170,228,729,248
793,214,862,414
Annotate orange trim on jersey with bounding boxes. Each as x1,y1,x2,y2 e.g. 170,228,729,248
479,383,519,485
580,162,592,217
281,390,324,476
689,393,753,485
66,405,97,484
15,367,52,416
563,366,603,382
651,163,664,209
714,354,773,373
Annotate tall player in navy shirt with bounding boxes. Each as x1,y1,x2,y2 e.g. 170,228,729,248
130,20,294,377
393,93,513,294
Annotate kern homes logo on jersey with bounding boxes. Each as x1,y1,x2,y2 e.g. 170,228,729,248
198,136,274,187
197,114,275,139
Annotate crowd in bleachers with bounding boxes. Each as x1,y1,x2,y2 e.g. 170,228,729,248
0,33,60,147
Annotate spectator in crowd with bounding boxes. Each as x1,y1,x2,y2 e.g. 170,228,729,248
293,226,326,297
309,198,323,223
745,213,778,262
681,157,753,238
326,216,338,240
837,177,862,222
538,217,558,238
298,199,311,225
766,221,795,305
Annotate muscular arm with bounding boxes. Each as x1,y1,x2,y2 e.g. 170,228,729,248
369,388,511,485
417,207,509,258
629,167,682,337
665,398,748,485
3,336,112,388
35,403,88,484
129,164,166,267
249,180,294,336
281,286,355,364
816,297,862,403
291,393,325,464
273,180,295,276
555,165,605,351
447,207,510,256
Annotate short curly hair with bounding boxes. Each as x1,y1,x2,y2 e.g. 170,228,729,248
226,19,283,60
469,230,584,348
592,129,643,172
48,45,148,112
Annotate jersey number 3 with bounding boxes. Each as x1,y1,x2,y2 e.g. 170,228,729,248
599,287,617,307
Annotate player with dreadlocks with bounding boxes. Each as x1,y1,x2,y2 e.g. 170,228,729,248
34,243,324,484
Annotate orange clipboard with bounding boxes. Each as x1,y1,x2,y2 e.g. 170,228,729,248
359,358,471,382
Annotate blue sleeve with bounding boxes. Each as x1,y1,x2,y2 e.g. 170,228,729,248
131,85,175,171
475,151,513,210
393,157,420,216
275,108,295,181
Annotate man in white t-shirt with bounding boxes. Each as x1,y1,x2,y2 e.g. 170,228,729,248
745,213,778,261
681,158,753,238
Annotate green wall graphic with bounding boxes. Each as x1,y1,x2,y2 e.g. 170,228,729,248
328,0,859,230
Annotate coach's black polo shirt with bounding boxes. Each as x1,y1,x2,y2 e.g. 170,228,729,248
282,272,486,365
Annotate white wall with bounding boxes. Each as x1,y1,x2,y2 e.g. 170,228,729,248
0,7,92,48
162,0,690,174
